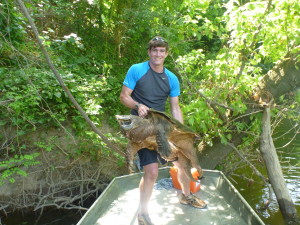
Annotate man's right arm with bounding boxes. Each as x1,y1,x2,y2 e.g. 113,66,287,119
120,85,137,109
119,85,149,117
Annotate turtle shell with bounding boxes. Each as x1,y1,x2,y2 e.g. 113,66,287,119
147,109,200,138
149,108,198,133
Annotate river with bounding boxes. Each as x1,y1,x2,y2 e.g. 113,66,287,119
231,119,300,225
1,120,299,225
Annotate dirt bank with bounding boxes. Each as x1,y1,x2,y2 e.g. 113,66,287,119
0,124,127,214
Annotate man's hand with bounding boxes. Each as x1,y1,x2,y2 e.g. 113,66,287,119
137,104,150,118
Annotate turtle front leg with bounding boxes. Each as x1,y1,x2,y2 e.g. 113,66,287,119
156,124,171,158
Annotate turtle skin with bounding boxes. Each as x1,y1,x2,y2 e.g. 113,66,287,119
116,109,203,182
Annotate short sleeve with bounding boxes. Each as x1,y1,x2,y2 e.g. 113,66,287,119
123,65,137,90
166,70,180,97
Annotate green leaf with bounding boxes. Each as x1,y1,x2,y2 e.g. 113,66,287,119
16,169,27,177
54,92,62,98
9,178,15,183
24,155,33,160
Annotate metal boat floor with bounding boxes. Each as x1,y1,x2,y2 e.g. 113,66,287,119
77,168,264,225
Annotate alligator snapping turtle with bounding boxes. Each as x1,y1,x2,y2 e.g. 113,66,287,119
116,109,203,182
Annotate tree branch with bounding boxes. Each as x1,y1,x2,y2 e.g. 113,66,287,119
228,143,273,207
0,99,14,105
233,0,273,88
16,0,124,156
276,125,300,149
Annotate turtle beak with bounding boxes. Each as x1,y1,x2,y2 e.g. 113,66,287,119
115,115,133,130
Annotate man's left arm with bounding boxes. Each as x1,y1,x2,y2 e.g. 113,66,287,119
170,96,183,123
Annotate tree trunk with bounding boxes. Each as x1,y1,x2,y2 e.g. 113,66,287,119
256,55,300,99
197,56,300,222
260,106,297,221
199,55,300,169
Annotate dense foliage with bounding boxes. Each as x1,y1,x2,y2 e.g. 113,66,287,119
0,0,299,188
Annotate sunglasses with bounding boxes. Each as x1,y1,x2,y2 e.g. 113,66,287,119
152,37,166,42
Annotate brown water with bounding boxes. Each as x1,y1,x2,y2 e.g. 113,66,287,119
1,209,82,225
231,119,300,225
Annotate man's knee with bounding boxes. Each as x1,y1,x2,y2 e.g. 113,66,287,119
144,163,159,180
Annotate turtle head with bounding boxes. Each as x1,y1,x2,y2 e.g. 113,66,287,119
115,114,144,131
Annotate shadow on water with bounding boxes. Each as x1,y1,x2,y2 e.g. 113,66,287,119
0,194,96,225
1,208,82,225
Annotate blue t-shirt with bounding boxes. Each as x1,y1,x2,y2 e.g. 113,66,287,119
123,61,180,114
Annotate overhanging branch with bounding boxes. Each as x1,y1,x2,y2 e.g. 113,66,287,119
16,0,124,156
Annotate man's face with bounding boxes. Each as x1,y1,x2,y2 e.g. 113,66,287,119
148,46,168,67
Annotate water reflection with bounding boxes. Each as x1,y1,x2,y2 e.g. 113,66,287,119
233,119,300,225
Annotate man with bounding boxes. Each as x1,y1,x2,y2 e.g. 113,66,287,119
119,36,206,225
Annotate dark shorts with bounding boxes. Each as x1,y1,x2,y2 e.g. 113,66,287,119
137,148,168,169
